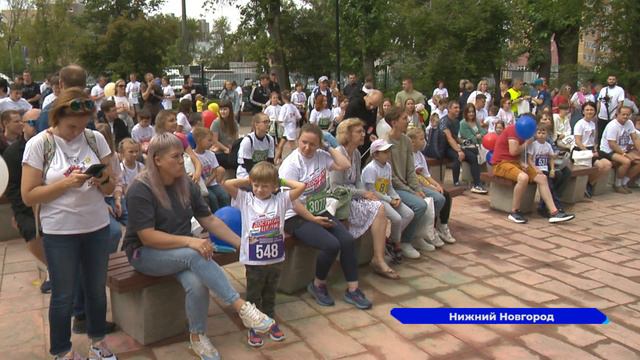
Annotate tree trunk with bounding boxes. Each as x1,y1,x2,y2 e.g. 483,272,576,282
555,26,580,86
266,0,290,91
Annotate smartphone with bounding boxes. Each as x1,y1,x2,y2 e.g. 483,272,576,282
83,164,106,177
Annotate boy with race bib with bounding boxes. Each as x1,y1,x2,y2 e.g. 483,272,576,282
223,162,306,348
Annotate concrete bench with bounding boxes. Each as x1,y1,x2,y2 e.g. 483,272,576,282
426,158,451,183
592,167,615,196
480,172,537,213
560,165,598,204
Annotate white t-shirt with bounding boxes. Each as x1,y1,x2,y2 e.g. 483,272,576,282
131,123,155,153
195,150,221,186
232,189,293,265
332,106,342,120
362,160,393,195
573,118,596,148
497,108,515,126
264,104,282,126
434,108,448,120
527,141,554,172
22,130,111,234
600,119,636,154
120,160,144,192
0,97,32,114
598,85,625,120
476,108,488,125
235,86,243,98
176,112,191,133
291,91,306,108
126,81,141,105
485,115,499,133
413,151,432,178
162,85,175,110
279,103,301,141
433,88,449,99
467,90,492,111
91,84,105,109
553,114,571,140
376,119,391,141
236,133,275,179
279,149,333,219
42,93,57,109
309,108,334,131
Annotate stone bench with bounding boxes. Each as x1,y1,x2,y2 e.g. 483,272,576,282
0,196,21,241
480,172,537,213
560,165,599,204
426,158,451,183
592,167,615,196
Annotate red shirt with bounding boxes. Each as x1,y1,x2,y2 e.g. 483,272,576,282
492,125,523,164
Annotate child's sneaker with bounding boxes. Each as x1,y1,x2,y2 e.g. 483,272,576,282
190,334,221,360
269,322,286,341
307,282,335,306
436,223,456,244
55,351,85,360
89,340,117,360
343,288,372,310
412,237,436,252
247,329,264,347
239,301,274,333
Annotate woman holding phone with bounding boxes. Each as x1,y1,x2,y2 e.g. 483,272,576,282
21,87,117,360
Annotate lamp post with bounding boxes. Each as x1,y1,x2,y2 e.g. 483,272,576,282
335,0,340,90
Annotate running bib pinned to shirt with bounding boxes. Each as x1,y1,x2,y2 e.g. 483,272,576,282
252,149,269,162
304,168,328,215
248,216,285,262
534,155,549,171
375,177,390,194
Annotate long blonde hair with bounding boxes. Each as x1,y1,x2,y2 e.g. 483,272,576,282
139,133,191,209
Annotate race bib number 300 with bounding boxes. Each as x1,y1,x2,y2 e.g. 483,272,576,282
249,234,284,261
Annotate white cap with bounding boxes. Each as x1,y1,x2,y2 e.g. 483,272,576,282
318,76,329,83
370,139,393,153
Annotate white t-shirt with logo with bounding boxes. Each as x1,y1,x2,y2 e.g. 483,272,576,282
309,108,334,131
236,133,275,179
195,150,221,186
279,103,301,141
263,104,281,124
362,160,393,195
433,87,449,99
598,85,625,120
485,115,499,133
600,119,636,154
232,189,293,265
573,118,596,148
527,141,554,172
176,112,191,133
126,81,141,105
22,130,111,234
131,123,155,153
120,160,144,192
162,85,175,110
91,84,105,109
279,149,333,219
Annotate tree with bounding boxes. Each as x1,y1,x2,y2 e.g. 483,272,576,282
0,0,32,76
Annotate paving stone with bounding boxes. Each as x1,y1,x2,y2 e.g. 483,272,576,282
505,244,563,263
535,280,616,309
0,271,42,300
523,229,553,239
482,342,542,360
535,268,603,290
484,277,558,303
507,255,546,268
398,295,443,309
405,275,448,291
622,259,640,270
485,295,530,308
438,324,500,346
206,313,241,337
552,259,594,274
460,265,496,278
544,236,600,253
593,322,640,352
589,287,637,305
361,272,414,297
508,233,556,250
576,257,640,277
583,269,640,297
368,303,440,340
461,253,524,273
348,323,428,359
519,333,600,360
335,353,378,360
442,243,476,255
0,310,45,349
592,342,639,360
550,247,582,259
151,341,194,359
509,270,552,286
211,331,267,360
432,288,488,308
554,325,606,347
421,251,475,268
458,282,499,298
274,300,319,322
605,305,640,330
592,250,635,264
0,293,46,316
2,260,38,274
262,341,319,360
289,316,366,359
414,331,469,357
327,309,379,331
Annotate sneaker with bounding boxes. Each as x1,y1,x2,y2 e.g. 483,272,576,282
548,211,575,223
238,301,275,333
412,237,436,252
400,243,420,259
436,224,457,244
385,240,402,264
269,322,286,342
508,210,528,224
247,329,264,347
427,228,445,248
306,282,335,307
623,185,633,193
190,334,221,359
73,318,116,335
89,340,117,360
471,185,488,194
55,351,85,360
453,181,461,187
40,280,52,294
584,183,593,198
343,288,372,310
613,185,631,194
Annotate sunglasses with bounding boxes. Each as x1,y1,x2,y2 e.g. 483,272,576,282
26,120,38,128
68,99,95,112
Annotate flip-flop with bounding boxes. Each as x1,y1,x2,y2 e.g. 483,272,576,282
370,262,400,280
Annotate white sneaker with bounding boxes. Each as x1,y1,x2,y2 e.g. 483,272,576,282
400,243,421,259
89,340,117,360
190,334,221,360
412,237,436,252
437,224,456,244
239,301,275,333
425,227,445,247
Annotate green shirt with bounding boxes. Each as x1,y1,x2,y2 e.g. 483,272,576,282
385,133,420,193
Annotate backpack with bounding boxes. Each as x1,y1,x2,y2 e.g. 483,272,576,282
424,118,447,159
226,133,273,171
42,129,101,177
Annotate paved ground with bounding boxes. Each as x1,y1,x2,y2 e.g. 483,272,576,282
1,190,639,359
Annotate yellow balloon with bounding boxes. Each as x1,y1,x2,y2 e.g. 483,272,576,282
104,82,116,98
208,102,219,113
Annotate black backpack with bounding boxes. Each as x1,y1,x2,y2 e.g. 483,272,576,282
424,118,447,159
224,133,273,170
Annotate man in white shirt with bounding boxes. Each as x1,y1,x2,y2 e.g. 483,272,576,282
597,74,625,144
598,106,640,194
0,84,32,115
91,75,107,110
126,73,141,113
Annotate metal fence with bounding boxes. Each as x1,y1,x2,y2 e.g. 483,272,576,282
164,63,259,98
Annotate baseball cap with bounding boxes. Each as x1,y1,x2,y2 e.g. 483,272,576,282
533,79,543,86
370,139,393,153
318,76,329,83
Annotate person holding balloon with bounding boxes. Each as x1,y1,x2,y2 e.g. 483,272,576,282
123,133,276,360
491,114,575,224
223,162,306,347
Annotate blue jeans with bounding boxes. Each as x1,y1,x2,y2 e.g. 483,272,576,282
206,184,231,213
130,246,240,334
105,196,128,226
43,225,110,356
396,190,427,243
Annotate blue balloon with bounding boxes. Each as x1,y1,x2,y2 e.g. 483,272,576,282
515,114,537,140
210,206,241,249
187,132,196,149
486,150,493,164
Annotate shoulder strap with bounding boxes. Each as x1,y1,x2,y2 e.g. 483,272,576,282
42,131,56,180
84,129,101,159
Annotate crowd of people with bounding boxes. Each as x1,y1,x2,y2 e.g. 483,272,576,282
1,65,639,360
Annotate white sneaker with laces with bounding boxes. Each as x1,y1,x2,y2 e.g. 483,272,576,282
425,226,445,247
400,243,421,259
89,340,117,360
412,237,436,252
190,334,221,360
239,301,274,333
437,224,456,244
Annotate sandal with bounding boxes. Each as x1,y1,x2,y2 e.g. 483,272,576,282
370,261,400,280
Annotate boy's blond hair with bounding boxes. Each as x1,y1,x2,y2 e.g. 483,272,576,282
118,137,139,153
192,126,212,143
406,127,425,140
249,161,279,186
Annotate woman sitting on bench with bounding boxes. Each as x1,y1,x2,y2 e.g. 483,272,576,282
123,133,275,360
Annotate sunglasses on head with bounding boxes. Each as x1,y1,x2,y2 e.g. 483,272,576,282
67,99,95,112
